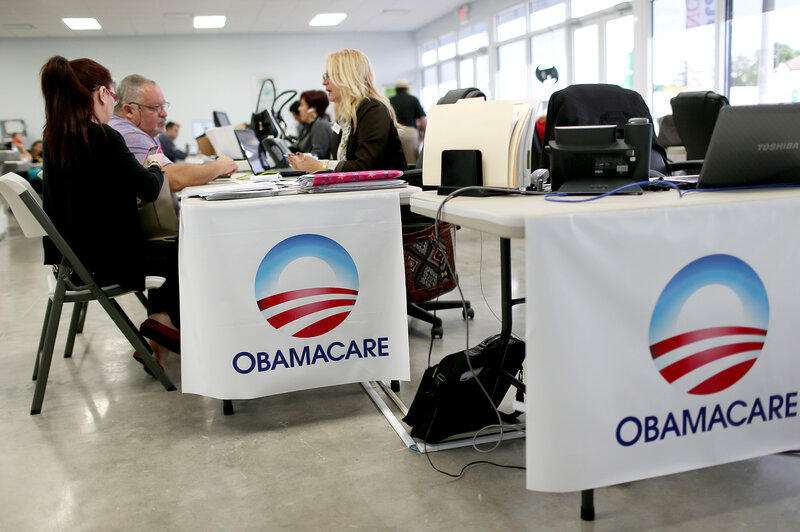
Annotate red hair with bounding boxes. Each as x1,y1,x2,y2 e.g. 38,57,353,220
40,56,112,167
301,90,329,117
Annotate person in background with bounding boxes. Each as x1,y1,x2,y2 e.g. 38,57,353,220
288,100,306,141
110,74,237,192
291,90,332,160
389,79,426,166
28,140,43,163
39,55,180,370
10,132,31,162
157,121,187,162
288,48,406,173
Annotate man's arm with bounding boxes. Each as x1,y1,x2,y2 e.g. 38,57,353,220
163,157,238,192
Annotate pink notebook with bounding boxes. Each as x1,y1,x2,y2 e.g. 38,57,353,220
305,170,404,187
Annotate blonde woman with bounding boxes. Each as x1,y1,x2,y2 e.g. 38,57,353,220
288,48,407,173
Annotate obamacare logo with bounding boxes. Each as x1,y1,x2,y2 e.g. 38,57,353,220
254,234,359,338
649,254,769,395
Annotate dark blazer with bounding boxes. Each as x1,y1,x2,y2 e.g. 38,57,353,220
330,98,407,172
42,122,163,290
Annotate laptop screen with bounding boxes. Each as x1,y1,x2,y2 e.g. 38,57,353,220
697,103,800,188
213,111,231,127
234,129,267,174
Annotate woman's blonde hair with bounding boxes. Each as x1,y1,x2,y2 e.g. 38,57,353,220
325,48,399,130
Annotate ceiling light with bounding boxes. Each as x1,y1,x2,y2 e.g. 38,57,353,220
309,13,347,27
193,16,226,29
62,18,102,31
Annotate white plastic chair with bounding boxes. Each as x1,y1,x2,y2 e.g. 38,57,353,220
0,172,175,414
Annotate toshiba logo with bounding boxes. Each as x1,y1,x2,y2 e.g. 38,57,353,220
757,142,799,152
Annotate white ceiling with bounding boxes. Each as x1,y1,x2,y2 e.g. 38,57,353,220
0,0,466,38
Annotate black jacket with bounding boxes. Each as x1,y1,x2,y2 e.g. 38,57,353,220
331,99,407,172
42,122,163,290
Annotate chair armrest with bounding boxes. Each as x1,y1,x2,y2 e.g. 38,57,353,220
145,276,166,290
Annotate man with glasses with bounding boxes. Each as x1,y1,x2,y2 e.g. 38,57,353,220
110,74,237,192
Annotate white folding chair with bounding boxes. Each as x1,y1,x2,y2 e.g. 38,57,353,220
0,172,175,414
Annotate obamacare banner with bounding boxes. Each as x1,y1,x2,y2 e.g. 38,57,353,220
525,195,800,492
179,191,410,399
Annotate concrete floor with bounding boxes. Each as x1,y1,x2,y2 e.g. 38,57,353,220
0,211,799,531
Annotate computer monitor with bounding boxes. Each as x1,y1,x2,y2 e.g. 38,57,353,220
696,103,800,188
213,110,231,127
234,129,268,174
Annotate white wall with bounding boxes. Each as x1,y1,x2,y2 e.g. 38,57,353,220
0,32,417,148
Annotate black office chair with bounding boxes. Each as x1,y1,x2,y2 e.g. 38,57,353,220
0,172,175,414
670,90,729,160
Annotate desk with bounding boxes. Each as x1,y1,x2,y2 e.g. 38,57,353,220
411,188,800,516
179,188,412,400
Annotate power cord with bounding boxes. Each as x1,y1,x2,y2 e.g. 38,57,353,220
414,186,528,478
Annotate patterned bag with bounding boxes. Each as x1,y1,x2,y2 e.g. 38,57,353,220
402,222,457,303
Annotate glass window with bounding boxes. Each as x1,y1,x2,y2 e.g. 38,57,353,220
497,39,528,100
730,0,800,104
572,24,599,84
459,58,475,87
606,15,634,89
438,33,456,61
497,4,527,42
652,0,717,120
458,22,488,54
571,0,621,19
422,66,438,110
476,54,491,96
439,60,458,98
529,0,566,31
531,29,567,99
421,41,437,67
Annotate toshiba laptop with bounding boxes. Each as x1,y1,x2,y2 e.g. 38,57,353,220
696,103,800,188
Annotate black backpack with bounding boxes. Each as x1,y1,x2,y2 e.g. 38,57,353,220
403,334,524,443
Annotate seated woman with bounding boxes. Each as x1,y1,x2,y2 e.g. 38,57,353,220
40,55,179,371
291,90,332,160
288,48,407,173
29,140,43,163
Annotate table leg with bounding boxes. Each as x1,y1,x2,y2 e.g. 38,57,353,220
498,238,525,391
581,489,595,521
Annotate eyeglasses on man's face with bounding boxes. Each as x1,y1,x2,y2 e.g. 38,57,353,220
129,101,170,113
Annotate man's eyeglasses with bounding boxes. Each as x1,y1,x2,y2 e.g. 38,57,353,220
128,101,170,113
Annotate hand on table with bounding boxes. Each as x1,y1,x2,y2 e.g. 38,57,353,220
288,152,325,173
214,155,238,177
